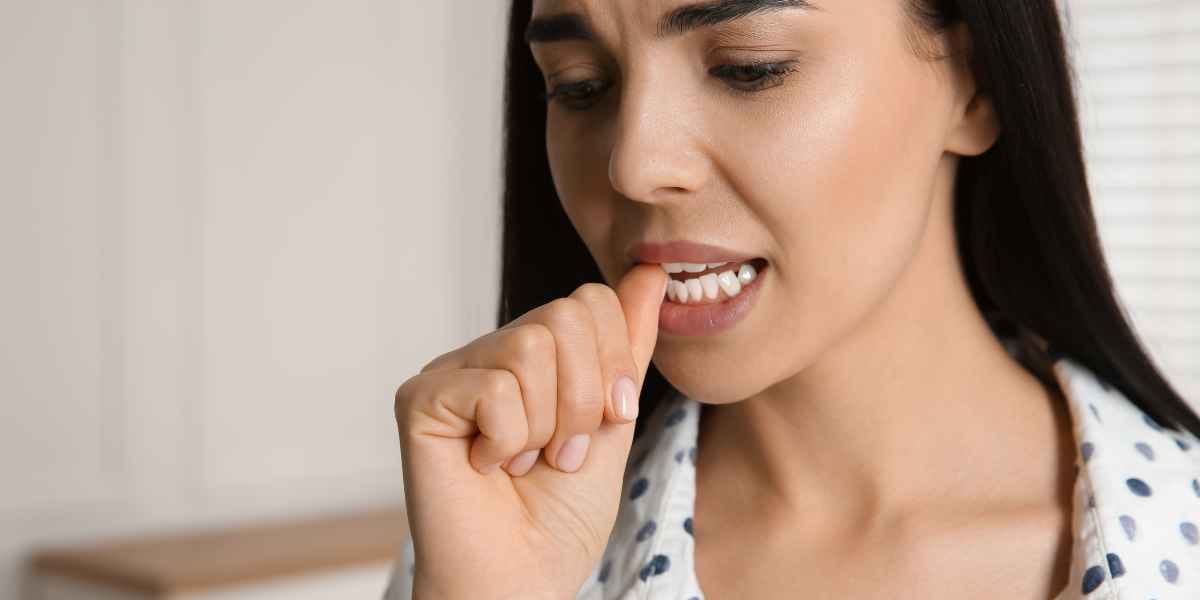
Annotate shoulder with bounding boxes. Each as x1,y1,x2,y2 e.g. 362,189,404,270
1053,355,1200,472
1052,355,1199,598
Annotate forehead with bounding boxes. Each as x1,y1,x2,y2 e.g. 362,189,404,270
527,0,820,44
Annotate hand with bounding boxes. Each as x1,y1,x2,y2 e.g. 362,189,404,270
394,263,668,599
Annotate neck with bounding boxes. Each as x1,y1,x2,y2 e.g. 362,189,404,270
696,158,1075,537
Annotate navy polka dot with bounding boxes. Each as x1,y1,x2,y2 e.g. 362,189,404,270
665,407,686,427
1160,559,1179,584
1082,564,1106,593
636,520,657,542
638,554,671,581
630,477,649,500
1126,477,1153,497
1142,413,1164,431
1119,514,1137,541
539,364,1200,600
1180,521,1198,545
1106,553,1125,578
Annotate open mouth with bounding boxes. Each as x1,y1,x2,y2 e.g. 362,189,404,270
661,257,768,305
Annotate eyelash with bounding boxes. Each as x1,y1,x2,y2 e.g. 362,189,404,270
542,60,798,110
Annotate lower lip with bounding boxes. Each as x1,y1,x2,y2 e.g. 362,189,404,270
658,262,767,337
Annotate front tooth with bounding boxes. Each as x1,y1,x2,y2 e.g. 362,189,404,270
682,262,709,273
663,263,685,274
670,280,688,303
716,270,742,296
737,262,757,285
706,262,728,269
684,278,703,303
699,273,720,300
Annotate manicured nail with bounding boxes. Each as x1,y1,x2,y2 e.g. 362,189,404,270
479,460,501,475
556,434,590,472
614,375,638,421
505,449,540,476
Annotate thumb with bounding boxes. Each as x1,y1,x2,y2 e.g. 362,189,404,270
615,263,669,386
579,264,665,483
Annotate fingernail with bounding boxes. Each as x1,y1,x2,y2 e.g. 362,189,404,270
505,449,540,476
556,434,590,473
479,460,501,475
614,375,638,421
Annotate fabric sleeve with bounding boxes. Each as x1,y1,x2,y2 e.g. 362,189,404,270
381,533,416,600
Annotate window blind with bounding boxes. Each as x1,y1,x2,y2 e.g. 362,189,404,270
1062,0,1199,401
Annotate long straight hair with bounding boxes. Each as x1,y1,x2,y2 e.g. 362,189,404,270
494,0,1200,442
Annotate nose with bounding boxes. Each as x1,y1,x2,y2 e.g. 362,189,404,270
607,68,710,203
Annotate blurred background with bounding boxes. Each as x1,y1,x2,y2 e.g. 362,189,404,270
0,1,1195,598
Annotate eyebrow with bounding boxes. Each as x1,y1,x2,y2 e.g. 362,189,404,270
524,0,817,45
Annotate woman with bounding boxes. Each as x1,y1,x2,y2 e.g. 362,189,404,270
386,0,1200,598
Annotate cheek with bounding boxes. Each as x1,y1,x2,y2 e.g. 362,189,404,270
718,38,949,352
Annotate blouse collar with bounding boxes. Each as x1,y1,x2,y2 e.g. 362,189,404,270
582,355,1200,599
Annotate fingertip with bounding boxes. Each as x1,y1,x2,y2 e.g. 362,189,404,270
611,374,639,422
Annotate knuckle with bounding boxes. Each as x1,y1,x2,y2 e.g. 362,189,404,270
393,374,428,430
544,297,589,331
482,368,519,399
572,282,618,307
507,323,555,361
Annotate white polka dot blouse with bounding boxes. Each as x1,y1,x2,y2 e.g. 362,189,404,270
383,354,1200,599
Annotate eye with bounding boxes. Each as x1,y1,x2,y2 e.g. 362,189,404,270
542,79,611,111
709,61,798,93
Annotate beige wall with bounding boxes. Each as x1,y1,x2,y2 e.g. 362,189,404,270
0,1,506,598
2,1,1196,599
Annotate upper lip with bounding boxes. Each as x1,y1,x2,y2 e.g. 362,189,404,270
627,240,761,265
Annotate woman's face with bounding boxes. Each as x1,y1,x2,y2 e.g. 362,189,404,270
527,0,992,403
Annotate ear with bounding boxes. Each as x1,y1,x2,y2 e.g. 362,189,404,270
943,22,1000,156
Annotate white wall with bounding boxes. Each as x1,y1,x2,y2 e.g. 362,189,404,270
2,2,1195,599
0,1,506,598
1064,0,1200,398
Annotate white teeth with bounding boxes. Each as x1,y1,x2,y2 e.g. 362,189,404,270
699,273,720,300
669,280,688,303
660,261,732,274
716,270,742,296
661,261,762,304
737,262,757,285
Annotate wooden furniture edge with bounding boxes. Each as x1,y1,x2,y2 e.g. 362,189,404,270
28,505,410,595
